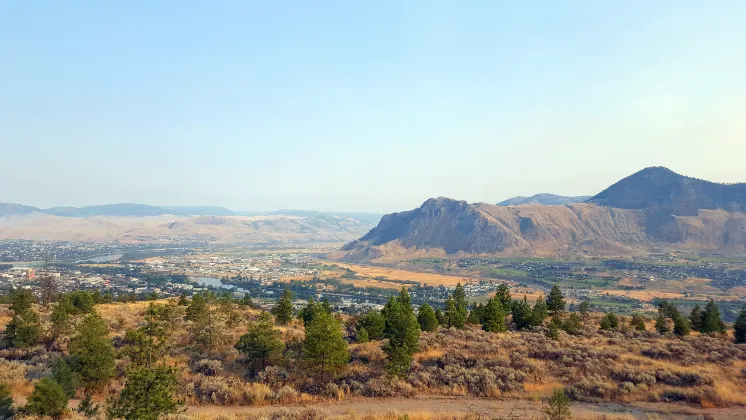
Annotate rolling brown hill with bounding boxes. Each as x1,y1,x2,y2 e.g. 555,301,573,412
0,213,373,245
338,197,746,262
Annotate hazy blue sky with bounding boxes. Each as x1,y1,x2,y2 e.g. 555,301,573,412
2,1,745,213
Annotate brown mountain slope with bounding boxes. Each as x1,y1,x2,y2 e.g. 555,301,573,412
337,198,746,262
0,213,373,244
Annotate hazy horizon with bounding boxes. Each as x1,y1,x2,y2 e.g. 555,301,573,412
3,2,745,213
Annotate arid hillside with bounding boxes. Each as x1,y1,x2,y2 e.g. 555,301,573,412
339,198,746,262
0,213,373,245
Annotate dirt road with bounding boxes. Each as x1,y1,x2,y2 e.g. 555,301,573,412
186,395,746,419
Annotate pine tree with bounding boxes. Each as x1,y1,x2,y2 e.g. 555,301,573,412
673,314,691,337
302,311,349,380
630,314,647,331
734,306,746,344
185,293,208,322
417,303,438,332
51,298,75,339
9,289,35,314
122,303,169,367
107,366,182,420
356,327,369,343
689,305,703,332
578,301,591,318
701,300,726,334
357,311,385,340
466,303,482,325
562,313,583,335
298,297,322,326
190,302,229,355
321,297,333,314
482,298,506,333
655,313,669,334
599,313,619,330
271,289,294,325
398,287,413,315
443,297,456,328
546,285,566,315
531,297,549,327
657,300,679,319
52,358,80,398
24,378,68,419
5,308,42,348
382,297,421,376
69,313,116,391
235,312,285,376
449,283,468,329
544,389,572,420
0,383,14,419
434,308,445,326
495,284,512,311
512,296,533,330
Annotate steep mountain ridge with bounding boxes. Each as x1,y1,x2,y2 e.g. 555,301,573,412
589,167,746,215
340,200,746,262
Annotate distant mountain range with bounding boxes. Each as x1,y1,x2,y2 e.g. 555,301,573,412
0,203,382,245
0,202,382,225
337,167,746,261
497,194,591,206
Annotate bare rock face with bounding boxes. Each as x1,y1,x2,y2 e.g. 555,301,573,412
340,199,746,262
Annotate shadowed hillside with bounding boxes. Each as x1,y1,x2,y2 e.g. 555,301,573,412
589,167,746,216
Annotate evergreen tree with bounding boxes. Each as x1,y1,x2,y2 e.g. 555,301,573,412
434,308,445,326
495,284,512,311
321,297,333,314
689,305,703,332
531,297,549,327
562,313,583,335
64,291,95,315
69,313,116,391
546,320,560,340
357,311,385,340
238,294,255,308
544,389,572,420
51,298,75,339
599,313,619,330
398,287,413,315
107,366,182,420
5,308,42,348
234,312,285,376
512,296,533,330
466,303,482,325
185,293,208,322
24,378,68,419
655,313,670,334
443,297,456,328
630,314,647,331
356,327,369,343
9,289,35,314
673,314,691,337
578,301,591,318
177,294,189,306
657,300,680,318
481,298,506,333
700,300,726,334
302,311,349,380
382,296,421,375
271,289,294,325
0,383,14,420
417,303,438,332
52,358,80,398
298,297,322,326
449,283,468,329
190,302,228,355
546,285,566,315
734,306,746,344
122,303,168,367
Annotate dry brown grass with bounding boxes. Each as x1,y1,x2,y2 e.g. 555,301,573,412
314,262,479,288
